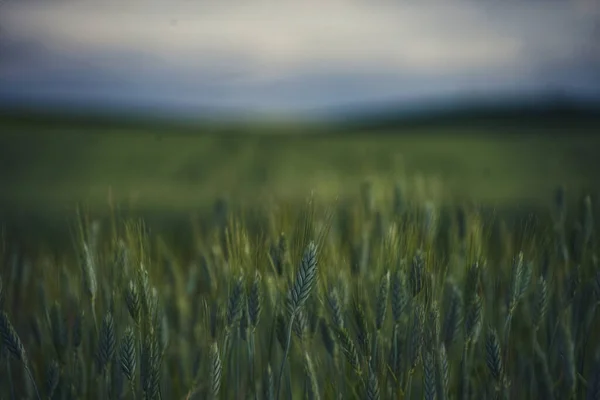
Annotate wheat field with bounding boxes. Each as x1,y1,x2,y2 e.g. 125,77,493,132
1,117,600,399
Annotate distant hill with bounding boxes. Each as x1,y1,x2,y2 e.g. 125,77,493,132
1,95,599,134
324,94,600,133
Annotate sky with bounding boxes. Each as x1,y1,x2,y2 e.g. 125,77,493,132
0,1,599,118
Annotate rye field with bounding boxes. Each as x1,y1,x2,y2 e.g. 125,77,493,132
0,113,600,399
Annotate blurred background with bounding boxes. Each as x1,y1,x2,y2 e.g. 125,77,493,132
1,1,600,243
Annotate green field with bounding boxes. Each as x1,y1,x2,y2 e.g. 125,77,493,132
2,111,599,248
2,118,599,212
1,112,600,400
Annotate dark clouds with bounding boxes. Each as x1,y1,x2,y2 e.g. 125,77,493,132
0,1,598,116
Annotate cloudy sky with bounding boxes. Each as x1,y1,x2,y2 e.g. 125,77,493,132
0,1,599,117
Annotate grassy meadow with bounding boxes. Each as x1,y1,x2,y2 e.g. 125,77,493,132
0,111,600,399
2,112,599,214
